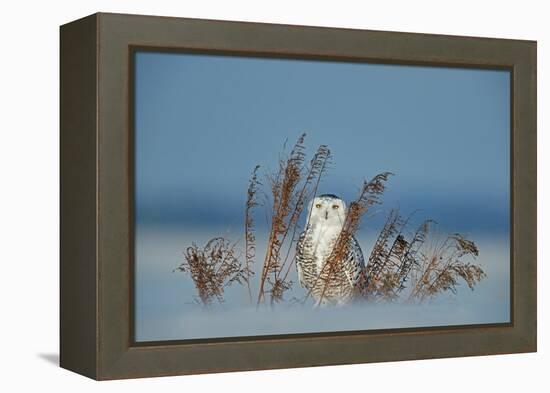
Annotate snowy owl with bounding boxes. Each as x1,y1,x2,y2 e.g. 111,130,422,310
296,194,367,305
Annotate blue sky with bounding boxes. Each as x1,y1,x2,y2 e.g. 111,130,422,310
134,51,510,235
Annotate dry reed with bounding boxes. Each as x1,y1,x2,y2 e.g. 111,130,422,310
364,211,434,301
175,238,248,306
309,172,393,306
362,209,484,303
257,134,332,305
407,233,484,302
176,135,486,308
244,165,261,303
256,134,306,305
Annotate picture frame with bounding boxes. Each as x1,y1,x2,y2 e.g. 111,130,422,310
60,12,536,380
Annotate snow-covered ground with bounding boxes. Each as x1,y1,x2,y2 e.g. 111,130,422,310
135,225,510,342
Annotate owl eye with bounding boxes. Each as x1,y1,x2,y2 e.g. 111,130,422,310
332,205,339,209
315,203,322,208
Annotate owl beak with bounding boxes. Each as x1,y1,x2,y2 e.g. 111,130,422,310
325,211,329,220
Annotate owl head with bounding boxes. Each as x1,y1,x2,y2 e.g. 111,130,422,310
306,194,347,228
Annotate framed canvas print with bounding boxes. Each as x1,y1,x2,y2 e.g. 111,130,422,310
60,13,537,380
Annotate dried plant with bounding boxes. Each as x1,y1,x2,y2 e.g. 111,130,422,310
407,233,484,302
395,220,435,292
257,134,332,305
365,209,402,285
244,165,261,302
175,238,248,306
361,209,484,303
256,134,306,305
310,172,393,306
277,144,332,296
176,135,487,309
364,212,434,301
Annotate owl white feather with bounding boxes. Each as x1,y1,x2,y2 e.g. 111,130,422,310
296,194,366,306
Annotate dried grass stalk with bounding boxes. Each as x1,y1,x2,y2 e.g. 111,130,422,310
365,215,434,301
407,233,484,302
365,209,401,285
257,134,306,305
175,238,248,306
312,172,393,306
257,134,332,305
244,165,261,302
176,135,487,308
363,208,485,303
278,144,332,287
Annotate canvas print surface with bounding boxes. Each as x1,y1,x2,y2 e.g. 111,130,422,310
133,51,510,342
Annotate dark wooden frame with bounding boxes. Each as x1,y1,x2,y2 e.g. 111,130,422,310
60,12,537,380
